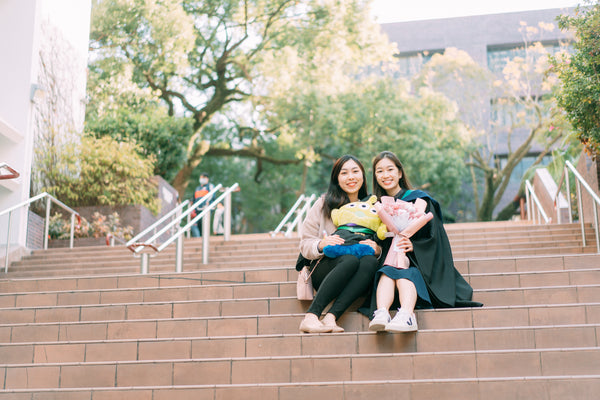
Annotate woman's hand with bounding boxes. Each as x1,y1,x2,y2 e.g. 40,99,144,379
359,239,381,257
395,235,413,253
318,234,344,251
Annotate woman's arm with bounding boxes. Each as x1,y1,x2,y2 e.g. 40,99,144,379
299,197,328,260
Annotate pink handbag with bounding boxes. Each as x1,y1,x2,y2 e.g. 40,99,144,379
296,266,315,300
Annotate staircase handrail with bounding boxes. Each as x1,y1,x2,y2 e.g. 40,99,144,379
127,183,239,273
125,199,190,248
127,184,223,254
555,160,600,252
271,193,316,237
525,180,550,224
1,192,80,273
0,163,19,180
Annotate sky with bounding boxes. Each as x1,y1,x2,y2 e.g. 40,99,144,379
370,0,580,24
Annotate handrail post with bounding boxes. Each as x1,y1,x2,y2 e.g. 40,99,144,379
140,253,150,274
175,232,184,273
525,186,531,222
69,213,75,249
224,191,232,241
4,211,12,273
565,167,573,223
594,203,600,253
44,197,51,250
576,179,586,247
186,205,191,238
202,211,210,264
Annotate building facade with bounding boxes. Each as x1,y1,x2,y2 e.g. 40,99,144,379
0,0,91,261
380,8,574,220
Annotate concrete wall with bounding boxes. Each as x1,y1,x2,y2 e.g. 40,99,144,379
532,168,569,224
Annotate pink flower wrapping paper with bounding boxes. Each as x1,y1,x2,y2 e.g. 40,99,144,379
375,196,433,269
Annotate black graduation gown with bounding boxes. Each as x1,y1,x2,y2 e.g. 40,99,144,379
359,189,482,318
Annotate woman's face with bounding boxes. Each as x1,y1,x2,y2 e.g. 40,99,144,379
338,159,364,199
375,157,401,195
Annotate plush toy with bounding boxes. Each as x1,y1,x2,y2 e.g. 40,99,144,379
323,196,388,258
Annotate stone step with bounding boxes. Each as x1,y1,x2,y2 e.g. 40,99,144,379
2,253,600,293
2,347,599,390
2,320,598,364
12,239,593,272
1,271,599,324
4,249,599,281
1,274,599,309
0,285,600,327
1,376,598,400
16,223,595,262
1,301,599,343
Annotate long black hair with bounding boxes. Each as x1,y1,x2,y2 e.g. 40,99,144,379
372,151,412,199
323,154,368,217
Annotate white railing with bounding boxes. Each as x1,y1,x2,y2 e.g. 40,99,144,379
525,180,551,225
127,183,239,274
125,200,190,247
0,192,80,273
554,160,600,252
271,193,316,237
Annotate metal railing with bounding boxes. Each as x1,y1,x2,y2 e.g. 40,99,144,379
525,180,550,225
554,160,600,252
0,192,80,273
125,200,190,247
271,193,316,237
0,163,19,180
127,183,239,274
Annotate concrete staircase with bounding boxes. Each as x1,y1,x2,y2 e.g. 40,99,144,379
0,221,599,399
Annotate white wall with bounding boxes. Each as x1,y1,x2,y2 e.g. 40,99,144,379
0,0,91,253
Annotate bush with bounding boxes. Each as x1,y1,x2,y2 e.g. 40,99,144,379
42,136,160,213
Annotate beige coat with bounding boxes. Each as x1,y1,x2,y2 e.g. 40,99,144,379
299,196,337,260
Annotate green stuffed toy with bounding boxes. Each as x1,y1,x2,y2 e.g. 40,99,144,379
323,195,387,258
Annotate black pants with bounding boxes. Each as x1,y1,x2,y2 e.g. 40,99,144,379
307,254,379,319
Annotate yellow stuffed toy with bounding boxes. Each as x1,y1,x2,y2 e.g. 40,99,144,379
324,195,387,258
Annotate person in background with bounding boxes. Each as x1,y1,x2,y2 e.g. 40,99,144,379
190,172,214,237
360,151,482,333
298,155,382,333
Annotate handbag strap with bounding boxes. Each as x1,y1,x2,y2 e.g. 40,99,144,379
304,257,322,280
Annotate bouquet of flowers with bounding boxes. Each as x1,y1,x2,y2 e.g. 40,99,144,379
374,196,433,269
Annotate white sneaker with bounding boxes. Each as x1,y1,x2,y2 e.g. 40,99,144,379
385,309,418,333
369,308,391,331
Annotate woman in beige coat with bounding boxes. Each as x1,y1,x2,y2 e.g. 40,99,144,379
298,155,382,333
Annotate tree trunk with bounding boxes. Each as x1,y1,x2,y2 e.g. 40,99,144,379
171,159,202,200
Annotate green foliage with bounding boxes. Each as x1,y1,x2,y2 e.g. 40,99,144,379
86,106,194,182
89,0,395,194
42,136,160,213
553,1,600,156
262,77,469,206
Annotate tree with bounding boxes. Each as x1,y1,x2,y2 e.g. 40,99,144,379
553,1,600,157
43,136,159,213
414,25,573,221
89,0,393,196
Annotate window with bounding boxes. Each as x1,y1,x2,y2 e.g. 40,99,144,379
393,50,443,78
487,41,570,75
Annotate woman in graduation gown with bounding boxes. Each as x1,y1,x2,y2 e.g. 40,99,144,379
359,151,482,332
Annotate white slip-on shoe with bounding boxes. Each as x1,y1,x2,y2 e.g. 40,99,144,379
369,308,391,332
385,309,418,333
